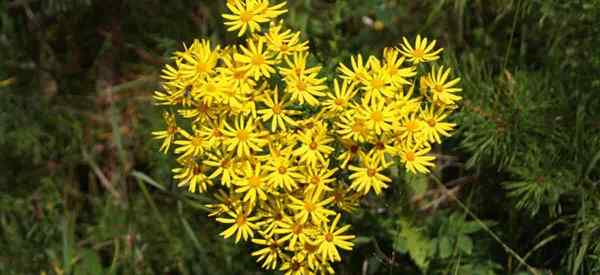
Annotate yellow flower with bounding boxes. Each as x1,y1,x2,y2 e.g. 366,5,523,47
335,112,369,143
398,144,436,174
223,0,273,37
395,113,426,144
293,129,334,168
174,129,206,159
223,116,268,158
348,153,391,195
178,101,216,124
279,52,321,79
216,208,260,243
420,106,456,144
361,61,394,104
204,150,239,187
275,216,316,250
288,188,336,225
234,162,271,205
423,65,462,105
322,79,357,114
172,159,213,193
264,149,302,191
338,54,369,84
315,214,355,262
255,198,288,235
398,34,444,64
382,47,416,87
251,236,286,269
265,22,309,59
279,256,311,275
152,112,179,154
336,139,364,169
257,87,300,132
206,189,241,217
235,38,277,80
176,39,220,81
358,99,395,136
301,164,337,194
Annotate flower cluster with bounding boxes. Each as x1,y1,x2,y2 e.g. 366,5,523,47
152,0,461,274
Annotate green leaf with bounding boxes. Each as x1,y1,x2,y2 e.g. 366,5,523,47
75,249,103,275
457,235,473,255
438,236,453,259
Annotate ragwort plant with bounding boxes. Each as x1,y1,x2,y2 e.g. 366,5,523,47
152,0,461,273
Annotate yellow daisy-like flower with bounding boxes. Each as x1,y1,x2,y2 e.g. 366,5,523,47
314,214,355,262
264,150,303,191
257,87,300,132
301,164,337,194
172,159,213,193
223,0,287,37
322,79,357,114
398,144,436,174
288,188,335,225
293,129,334,168
338,54,370,84
274,217,314,249
236,38,277,80
234,162,271,205
265,22,309,59
335,112,369,143
358,99,395,136
204,150,238,187
152,112,179,154
251,236,286,269
382,47,416,87
216,208,260,243
174,129,206,159
176,39,220,81
223,116,268,158
423,65,462,105
398,34,444,64
348,153,391,195
420,106,456,144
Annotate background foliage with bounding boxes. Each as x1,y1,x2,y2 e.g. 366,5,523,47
1,0,599,274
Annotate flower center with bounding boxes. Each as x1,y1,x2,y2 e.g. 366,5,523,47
252,54,265,65
278,166,287,174
233,69,246,80
303,201,316,212
324,232,334,242
192,136,203,147
237,130,249,141
311,176,320,185
212,128,223,138
296,81,307,91
240,11,253,23
248,175,262,188
433,84,444,93
371,79,385,89
405,120,419,132
309,142,318,150
196,62,210,73
367,168,377,177
292,223,303,235
413,48,425,58
405,151,416,162
236,215,247,225
427,119,437,127
334,98,345,106
272,104,282,114
352,121,365,133
371,111,384,122
220,159,230,168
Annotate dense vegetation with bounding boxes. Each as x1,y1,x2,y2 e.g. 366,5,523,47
1,0,599,274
